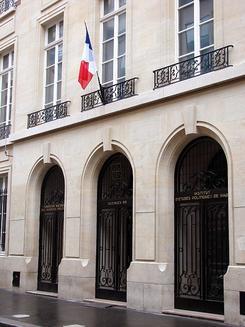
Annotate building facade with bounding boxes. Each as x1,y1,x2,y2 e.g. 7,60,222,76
0,0,244,325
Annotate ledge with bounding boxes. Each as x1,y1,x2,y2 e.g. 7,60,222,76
0,6,15,21
162,309,224,322
8,62,245,145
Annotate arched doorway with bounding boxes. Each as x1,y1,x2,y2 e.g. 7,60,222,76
96,153,133,301
174,137,229,314
38,165,64,293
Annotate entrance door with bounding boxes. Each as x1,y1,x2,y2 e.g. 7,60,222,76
96,153,132,301
175,137,229,314
38,166,64,293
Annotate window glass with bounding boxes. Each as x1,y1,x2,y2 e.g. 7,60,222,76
179,29,194,55
178,0,214,60
0,51,13,128
46,67,55,85
3,54,9,70
103,40,114,61
45,85,54,104
48,25,56,44
0,107,6,124
103,19,114,41
44,20,63,107
119,0,126,7
104,0,114,15
179,53,194,62
58,63,62,81
2,74,8,90
200,46,214,55
117,56,125,78
118,35,125,56
47,48,55,67
179,0,193,7
58,44,63,63
11,51,14,66
179,4,194,31
10,70,13,87
118,13,126,34
102,1,126,85
200,0,213,22
57,81,62,100
200,21,213,48
102,61,113,83
59,21,64,38
1,90,7,107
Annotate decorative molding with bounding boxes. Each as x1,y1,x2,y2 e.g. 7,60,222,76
102,127,113,152
43,142,51,164
182,105,197,135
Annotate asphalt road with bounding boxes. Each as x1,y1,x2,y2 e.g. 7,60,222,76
0,289,235,327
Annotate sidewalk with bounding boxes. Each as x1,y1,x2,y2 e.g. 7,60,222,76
0,289,235,327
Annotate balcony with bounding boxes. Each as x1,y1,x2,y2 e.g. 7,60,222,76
27,101,70,128
81,77,138,111
0,0,15,15
153,45,233,89
0,124,11,140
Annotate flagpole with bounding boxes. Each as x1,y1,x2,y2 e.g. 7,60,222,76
96,72,105,105
84,21,105,104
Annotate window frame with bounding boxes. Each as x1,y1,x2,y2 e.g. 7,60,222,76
0,49,14,128
43,19,63,108
100,0,126,87
177,0,214,61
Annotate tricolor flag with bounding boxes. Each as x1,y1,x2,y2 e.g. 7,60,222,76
78,25,97,89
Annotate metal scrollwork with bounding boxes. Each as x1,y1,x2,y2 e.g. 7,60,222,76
96,154,132,300
154,45,233,89
175,138,229,312
182,170,226,193
0,124,11,140
81,78,138,111
178,272,200,297
27,101,70,128
0,0,15,15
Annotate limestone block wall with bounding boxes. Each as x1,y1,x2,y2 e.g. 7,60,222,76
0,0,244,325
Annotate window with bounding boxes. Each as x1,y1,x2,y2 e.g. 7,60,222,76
101,0,126,86
178,0,214,61
0,50,13,128
0,176,7,254
44,20,63,108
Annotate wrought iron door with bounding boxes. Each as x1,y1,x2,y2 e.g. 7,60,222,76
38,166,64,293
175,137,229,314
96,154,132,301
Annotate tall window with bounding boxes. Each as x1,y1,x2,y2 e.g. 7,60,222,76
178,0,214,61
0,176,7,253
44,20,63,108
0,50,13,127
101,0,126,86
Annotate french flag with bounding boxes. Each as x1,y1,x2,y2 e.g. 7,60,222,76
78,25,97,89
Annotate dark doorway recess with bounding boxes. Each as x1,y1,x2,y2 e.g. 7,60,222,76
96,153,133,301
38,165,64,293
174,137,229,314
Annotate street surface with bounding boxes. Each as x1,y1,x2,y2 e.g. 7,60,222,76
0,289,235,327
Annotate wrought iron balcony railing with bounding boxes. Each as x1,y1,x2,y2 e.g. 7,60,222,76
81,77,138,111
0,0,15,15
27,101,70,128
0,124,11,140
153,45,233,89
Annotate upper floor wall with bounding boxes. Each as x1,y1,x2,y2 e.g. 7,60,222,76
0,0,244,139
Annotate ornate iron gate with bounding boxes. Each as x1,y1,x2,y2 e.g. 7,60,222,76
96,154,132,301
38,166,64,293
175,137,229,314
